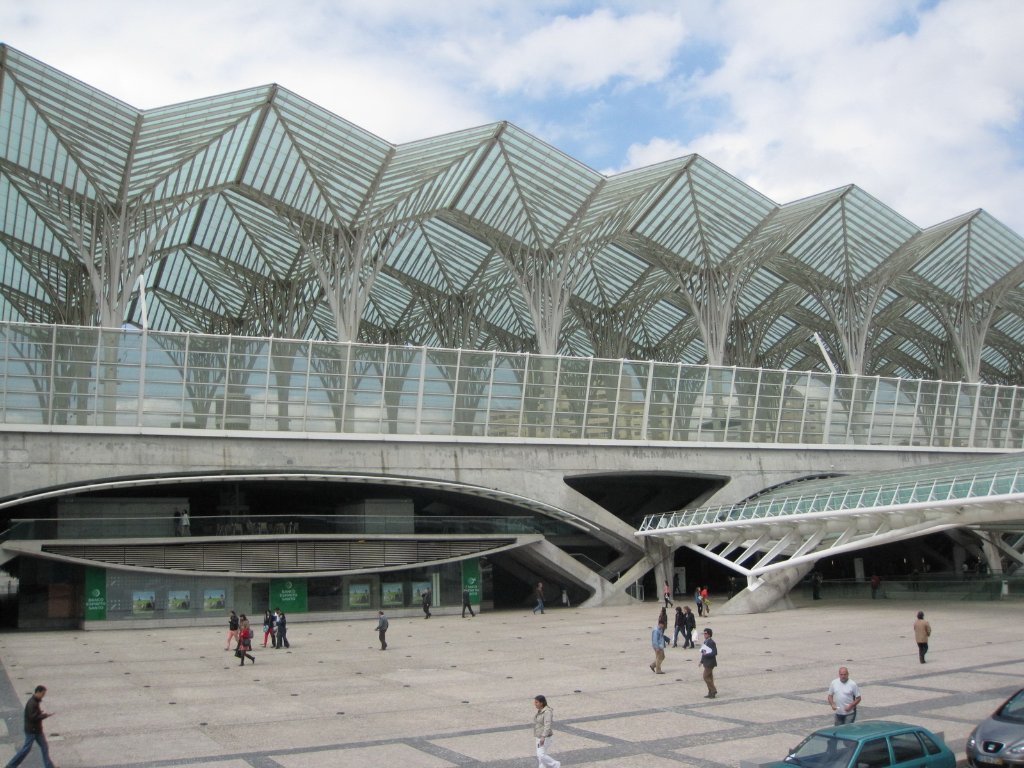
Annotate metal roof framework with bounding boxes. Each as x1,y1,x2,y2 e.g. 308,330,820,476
3,46,1024,382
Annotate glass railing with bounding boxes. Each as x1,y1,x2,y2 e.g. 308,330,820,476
4,514,575,541
2,321,1023,449
638,465,1024,532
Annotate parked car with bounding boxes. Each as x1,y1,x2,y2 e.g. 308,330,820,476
765,720,955,768
967,687,1024,768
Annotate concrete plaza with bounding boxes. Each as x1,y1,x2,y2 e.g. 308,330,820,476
0,597,1019,768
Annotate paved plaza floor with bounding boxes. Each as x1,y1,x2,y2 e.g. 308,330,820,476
0,597,1020,767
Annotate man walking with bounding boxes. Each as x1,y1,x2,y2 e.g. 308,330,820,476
698,628,718,698
274,608,290,649
650,621,666,674
462,588,475,618
376,610,389,650
663,579,674,608
681,605,697,648
421,587,432,619
5,685,56,768
828,666,861,724
532,582,545,614
913,611,932,663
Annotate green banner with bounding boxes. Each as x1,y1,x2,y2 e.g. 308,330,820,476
84,566,106,621
461,558,481,604
270,579,308,612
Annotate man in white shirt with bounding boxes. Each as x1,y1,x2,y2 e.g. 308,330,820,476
827,666,861,725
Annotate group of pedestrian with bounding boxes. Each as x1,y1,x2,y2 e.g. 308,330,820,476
672,605,696,648
252,608,290,651
648,604,718,698
224,611,257,664
11,603,937,768
227,607,288,662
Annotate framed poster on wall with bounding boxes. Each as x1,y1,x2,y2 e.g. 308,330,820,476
348,582,371,609
412,580,431,605
168,590,191,611
204,589,226,611
381,582,404,607
132,590,156,614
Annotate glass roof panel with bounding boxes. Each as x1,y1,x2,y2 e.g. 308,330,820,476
5,44,1024,383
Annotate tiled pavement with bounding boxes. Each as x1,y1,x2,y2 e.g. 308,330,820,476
0,598,1019,767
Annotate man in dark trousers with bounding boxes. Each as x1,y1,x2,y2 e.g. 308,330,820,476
376,610,389,650
274,608,290,649
421,587,432,619
5,685,56,768
698,628,718,698
462,588,475,617
681,605,697,648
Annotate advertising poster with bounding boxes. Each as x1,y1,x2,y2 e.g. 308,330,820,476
168,590,191,612
132,590,156,614
270,579,308,613
348,582,371,609
381,582,404,607
204,589,226,611
412,580,432,605
84,566,106,621
462,558,481,604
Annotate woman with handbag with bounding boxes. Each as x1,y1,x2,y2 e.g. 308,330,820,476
237,616,255,665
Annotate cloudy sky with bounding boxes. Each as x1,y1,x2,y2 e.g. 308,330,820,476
3,0,1023,232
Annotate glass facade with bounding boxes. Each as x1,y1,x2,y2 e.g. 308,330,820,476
2,321,1022,449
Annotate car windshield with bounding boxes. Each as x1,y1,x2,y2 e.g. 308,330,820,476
787,735,858,768
997,690,1024,723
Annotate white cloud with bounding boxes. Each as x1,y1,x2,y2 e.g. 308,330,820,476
665,0,1024,229
2,0,1022,233
471,9,688,95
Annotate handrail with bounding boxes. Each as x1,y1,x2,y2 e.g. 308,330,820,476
3,513,574,541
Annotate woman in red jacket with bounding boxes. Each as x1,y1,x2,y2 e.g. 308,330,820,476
238,616,255,665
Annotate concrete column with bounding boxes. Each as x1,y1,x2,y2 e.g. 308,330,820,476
980,532,1004,576
717,562,814,614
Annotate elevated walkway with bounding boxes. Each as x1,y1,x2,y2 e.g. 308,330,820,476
638,452,1024,593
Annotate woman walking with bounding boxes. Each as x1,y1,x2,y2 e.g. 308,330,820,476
224,610,240,651
237,615,255,665
672,606,685,647
262,609,276,647
532,695,560,768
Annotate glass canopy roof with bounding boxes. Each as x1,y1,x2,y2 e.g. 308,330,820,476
2,45,1024,383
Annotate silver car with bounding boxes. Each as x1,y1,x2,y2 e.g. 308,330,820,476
967,688,1024,768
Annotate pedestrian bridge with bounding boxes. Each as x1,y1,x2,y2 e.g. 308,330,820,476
638,452,1024,596
1,321,1023,609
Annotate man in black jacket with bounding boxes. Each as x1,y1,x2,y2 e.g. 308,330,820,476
680,606,697,648
5,685,56,768
698,628,718,698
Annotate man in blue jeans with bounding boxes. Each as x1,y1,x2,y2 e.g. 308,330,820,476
6,685,57,768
